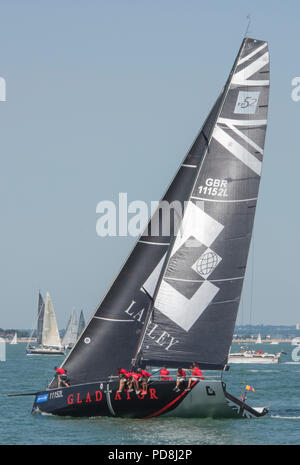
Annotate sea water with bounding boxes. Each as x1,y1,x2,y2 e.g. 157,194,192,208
0,342,299,445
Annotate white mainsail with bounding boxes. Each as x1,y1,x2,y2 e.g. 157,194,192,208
42,292,62,348
10,333,17,344
256,333,262,344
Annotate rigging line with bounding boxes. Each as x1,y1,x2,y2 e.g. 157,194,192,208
139,240,170,246
191,196,258,203
165,276,244,283
94,317,134,323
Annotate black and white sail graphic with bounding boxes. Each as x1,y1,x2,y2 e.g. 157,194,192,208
55,37,269,386
36,292,45,345
137,38,270,370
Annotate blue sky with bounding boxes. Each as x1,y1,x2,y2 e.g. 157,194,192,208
0,0,299,328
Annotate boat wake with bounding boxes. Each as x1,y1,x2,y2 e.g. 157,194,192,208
271,415,300,420
281,362,300,365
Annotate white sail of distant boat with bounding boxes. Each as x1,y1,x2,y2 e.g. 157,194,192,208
42,292,62,348
26,291,65,355
10,333,17,344
77,310,85,339
62,308,78,348
256,333,262,344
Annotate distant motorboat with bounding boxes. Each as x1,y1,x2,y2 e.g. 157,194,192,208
270,341,279,345
229,350,281,364
291,338,300,346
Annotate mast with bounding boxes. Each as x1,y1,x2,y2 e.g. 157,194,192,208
136,37,270,370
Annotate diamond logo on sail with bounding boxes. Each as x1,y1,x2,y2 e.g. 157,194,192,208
192,248,221,279
142,202,225,331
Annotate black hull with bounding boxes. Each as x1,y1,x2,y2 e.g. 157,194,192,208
32,379,268,419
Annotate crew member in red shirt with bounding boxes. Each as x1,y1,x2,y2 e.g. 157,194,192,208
117,368,130,393
127,371,142,394
160,366,171,381
186,363,204,391
137,368,151,394
173,368,186,392
54,366,70,388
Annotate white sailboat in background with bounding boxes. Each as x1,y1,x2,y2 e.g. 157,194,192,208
62,309,86,349
27,292,65,355
77,310,86,340
62,308,78,349
10,333,17,344
255,333,262,344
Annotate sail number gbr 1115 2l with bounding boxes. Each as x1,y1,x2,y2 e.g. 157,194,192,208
198,178,228,197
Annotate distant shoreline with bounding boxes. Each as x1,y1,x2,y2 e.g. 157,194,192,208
1,337,294,344
232,338,291,343
1,338,36,343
